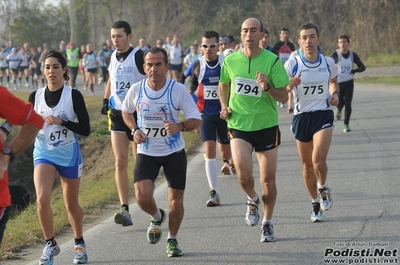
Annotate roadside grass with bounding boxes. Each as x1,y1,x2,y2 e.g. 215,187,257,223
354,53,400,85
363,53,400,67
355,76,400,85
1,92,201,256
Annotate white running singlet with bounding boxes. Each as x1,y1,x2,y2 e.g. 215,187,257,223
108,48,146,111
336,49,354,83
122,78,201,157
33,86,83,166
284,53,338,115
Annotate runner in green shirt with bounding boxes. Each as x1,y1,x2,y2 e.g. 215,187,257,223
66,42,82,89
220,49,289,131
218,17,289,243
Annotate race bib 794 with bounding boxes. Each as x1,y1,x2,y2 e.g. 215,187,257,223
234,77,261,98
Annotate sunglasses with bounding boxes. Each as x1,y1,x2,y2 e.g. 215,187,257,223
201,43,218,49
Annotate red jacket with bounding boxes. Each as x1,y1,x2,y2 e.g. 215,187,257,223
0,86,43,207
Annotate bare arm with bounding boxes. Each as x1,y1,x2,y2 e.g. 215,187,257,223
0,123,41,178
8,124,41,156
328,76,339,106
179,118,202,132
218,81,231,120
122,111,137,132
122,110,147,144
266,86,289,103
256,71,289,104
163,117,201,136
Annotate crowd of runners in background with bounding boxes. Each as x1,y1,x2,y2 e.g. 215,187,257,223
0,28,296,95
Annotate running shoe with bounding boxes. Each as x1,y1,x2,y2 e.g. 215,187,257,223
245,198,260,226
319,186,333,211
311,202,324,222
206,189,220,207
25,83,29,87
229,161,236,175
260,222,276,242
73,242,88,264
343,124,351,132
83,85,87,91
166,238,183,257
39,241,60,265
114,207,133,226
147,208,166,244
335,109,341,120
279,102,285,108
221,163,231,175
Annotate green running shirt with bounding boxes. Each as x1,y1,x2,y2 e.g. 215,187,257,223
220,49,289,131
66,48,81,67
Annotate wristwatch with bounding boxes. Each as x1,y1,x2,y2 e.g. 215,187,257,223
131,127,141,135
2,147,15,162
61,116,69,126
0,122,12,135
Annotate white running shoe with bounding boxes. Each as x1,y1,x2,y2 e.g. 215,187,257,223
73,242,88,264
245,198,260,226
39,241,60,265
311,202,324,222
260,222,276,242
206,190,220,207
319,186,333,211
147,208,166,244
114,207,133,226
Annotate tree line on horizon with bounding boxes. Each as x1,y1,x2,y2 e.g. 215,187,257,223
0,0,399,58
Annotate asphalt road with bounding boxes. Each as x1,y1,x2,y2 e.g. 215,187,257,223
6,80,400,265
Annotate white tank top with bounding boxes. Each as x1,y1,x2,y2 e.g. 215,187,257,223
108,48,146,110
198,54,224,83
7,54,20,69
169,46,182,65
336,49,354,83
0,52,8,67
20,53,29,67
135,79,185,156
285,54,338,114
33,86,82,166
84,52,97,70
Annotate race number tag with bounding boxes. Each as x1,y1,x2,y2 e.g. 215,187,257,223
142,122,168,138
113,70,132,100
234,77,261,98
339,62,352,74
44,125,75,150
279,53,290,64
203,85,218,100
299,80,327,100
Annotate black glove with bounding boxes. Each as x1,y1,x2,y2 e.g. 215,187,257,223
101,98,109,115
350,69,357,74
